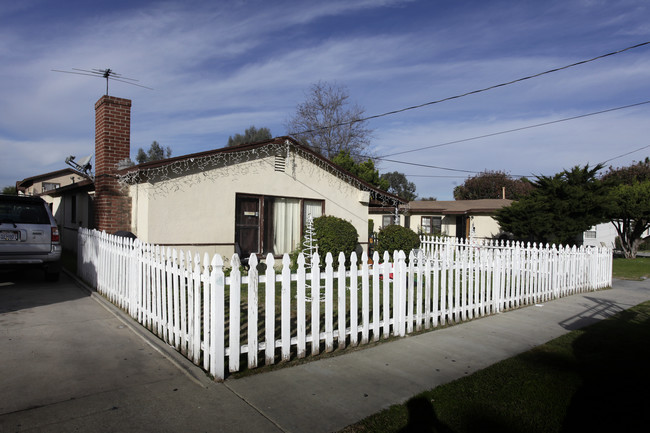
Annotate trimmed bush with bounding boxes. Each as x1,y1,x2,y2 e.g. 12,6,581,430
312,215,359,263
375,224,420,259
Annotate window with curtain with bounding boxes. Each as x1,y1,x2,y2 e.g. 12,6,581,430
273,197,301,255
303,200,323,225
236,194,324,256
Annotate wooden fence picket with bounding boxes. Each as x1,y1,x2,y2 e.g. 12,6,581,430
78,229,613,381
265,253,276,365
248,254,259,369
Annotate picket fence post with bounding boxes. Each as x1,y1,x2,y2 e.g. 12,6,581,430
282,254,292,361
311,252,321,356
210,254,225,380
77,231,613,381
248,254,259,369
229,254,242,372
265,253,276,365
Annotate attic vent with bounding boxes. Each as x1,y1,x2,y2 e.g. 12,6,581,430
274,154,286,172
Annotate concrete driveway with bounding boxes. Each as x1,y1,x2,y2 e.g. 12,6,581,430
0,270,281,433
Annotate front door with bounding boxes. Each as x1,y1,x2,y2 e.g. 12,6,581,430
235,196,260,257
455,215,467,239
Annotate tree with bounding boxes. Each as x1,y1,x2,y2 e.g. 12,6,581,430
286,81,373,161
331,151,389,190
380,171,417,201
136,141,171,164
496,165,608,246
2,186,16,195
454,170,534,200
602,157,650,184
227,126,272,147
604,182,650,258
602,158,650,258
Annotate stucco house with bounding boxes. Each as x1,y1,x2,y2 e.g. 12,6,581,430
16,168,87,198
16,169,93,252
58,95,403,262
370,199,512,240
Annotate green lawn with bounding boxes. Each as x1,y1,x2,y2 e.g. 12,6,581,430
612,256,650,280
340,259,650,433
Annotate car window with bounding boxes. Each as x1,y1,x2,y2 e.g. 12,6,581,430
0,201,50,225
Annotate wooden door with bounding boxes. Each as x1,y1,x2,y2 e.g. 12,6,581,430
235,196,260,257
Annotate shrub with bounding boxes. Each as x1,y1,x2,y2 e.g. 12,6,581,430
312,215,358,263
375,225,420,259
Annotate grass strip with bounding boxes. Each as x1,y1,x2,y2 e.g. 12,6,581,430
340,299,650,433
612,257,650,280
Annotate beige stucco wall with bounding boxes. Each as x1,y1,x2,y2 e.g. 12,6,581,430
468,215,504,239
368,212,404,233
23,173,86,196
129,149,372,265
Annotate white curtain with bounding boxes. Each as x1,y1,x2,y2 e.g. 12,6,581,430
273,198,300,254
304,200,322,223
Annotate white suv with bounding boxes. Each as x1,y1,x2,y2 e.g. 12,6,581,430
0,194,62,281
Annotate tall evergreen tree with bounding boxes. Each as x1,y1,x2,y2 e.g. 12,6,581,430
227,126,272,147
136,141,171,164
496,165,608,246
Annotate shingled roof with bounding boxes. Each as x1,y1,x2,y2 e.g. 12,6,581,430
404,199,512,214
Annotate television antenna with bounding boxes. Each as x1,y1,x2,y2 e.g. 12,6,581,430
52,68,153,95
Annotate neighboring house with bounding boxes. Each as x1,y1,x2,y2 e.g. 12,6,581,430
16,169,92,252
16,168,86,197
47,180,95,252
370,199,512,240
16,168,87,212
54,95,403,262
582,222,649,249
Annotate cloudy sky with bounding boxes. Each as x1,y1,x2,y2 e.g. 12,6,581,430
2,0,649,199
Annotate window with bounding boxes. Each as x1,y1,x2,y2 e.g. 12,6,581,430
42,182,60,192
382,215,394,228
235,194,324,257
584,230,597,239
303,200,323,225
421,216,442,235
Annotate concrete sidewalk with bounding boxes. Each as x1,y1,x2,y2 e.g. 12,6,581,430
226,278,650,433
2,270,649,433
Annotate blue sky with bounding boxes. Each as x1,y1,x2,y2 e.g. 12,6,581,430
2,0,649,199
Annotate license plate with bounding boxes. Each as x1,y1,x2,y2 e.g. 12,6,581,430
0,231,19,241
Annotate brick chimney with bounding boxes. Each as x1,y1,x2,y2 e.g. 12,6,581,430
94,95,132,233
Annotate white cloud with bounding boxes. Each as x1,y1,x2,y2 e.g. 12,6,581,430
2,0,650,194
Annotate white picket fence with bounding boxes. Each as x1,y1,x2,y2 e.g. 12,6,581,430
77,228,612,380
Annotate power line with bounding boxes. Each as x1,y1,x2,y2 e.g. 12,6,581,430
379,100,650,158
600,144,650,165
378,158,481,174
290,41,650,137
405,175,469,178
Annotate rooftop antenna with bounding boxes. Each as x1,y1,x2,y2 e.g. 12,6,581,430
65,154,94,181
52,68,153,95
